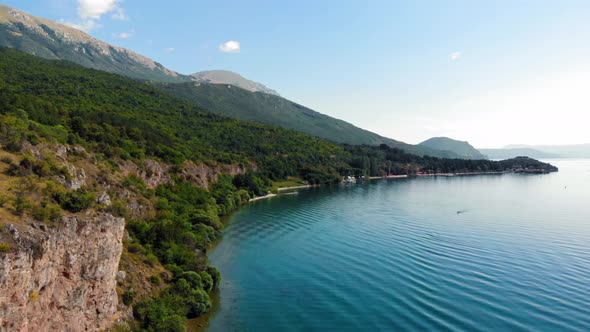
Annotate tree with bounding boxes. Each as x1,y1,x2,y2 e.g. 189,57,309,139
10,177,34,215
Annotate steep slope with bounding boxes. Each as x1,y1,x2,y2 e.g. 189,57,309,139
419,137,486,159
152,82,461,158
192,70,279,96
504,144,590,158
0,214,125,332
0,48,559,330
479,148,560,159
0,5,189,82
0,5,462,159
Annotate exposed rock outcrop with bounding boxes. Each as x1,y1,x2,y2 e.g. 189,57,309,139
180,161,253,189
120,159,172,189
0,213,125,332
120,159,253,189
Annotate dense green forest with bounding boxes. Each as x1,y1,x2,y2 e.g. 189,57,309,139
0,48,557,331
151,82,462,158
0,48,557,181
0,48,349,183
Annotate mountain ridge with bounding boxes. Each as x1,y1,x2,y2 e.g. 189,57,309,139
479,148,560,159
0,4,462,159
191,70,279,96
503,144,590,158
419,137,487,159
0,4,189,82
152,82,461,158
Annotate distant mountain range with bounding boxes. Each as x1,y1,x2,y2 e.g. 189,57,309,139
479,148,560,160
0,5,189,82
0,5,463,159
503,144,590,158
418,137,486,159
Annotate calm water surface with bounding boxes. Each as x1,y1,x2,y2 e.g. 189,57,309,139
206,160,590,331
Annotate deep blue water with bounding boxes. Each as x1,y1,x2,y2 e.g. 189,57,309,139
206,160,590,331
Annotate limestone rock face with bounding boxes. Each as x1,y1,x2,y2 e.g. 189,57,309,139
120,159,171,189
0,213,125,332
181,161,253,188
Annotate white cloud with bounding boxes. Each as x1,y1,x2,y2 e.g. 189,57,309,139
64,0,127,32
78,0,121,20
164,47,176,53
113,30,134,39
219,40,241,53
450,51,461,61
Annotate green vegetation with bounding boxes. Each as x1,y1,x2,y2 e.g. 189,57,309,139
152,82,462,158
418,137,487,160
271,177,307,191
343,144,558,177
0,48,346,184
0,48,558,331
0,242,10,253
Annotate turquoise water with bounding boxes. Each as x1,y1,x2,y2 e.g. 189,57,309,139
206,160,590,331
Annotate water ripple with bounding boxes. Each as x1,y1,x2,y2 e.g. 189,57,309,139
208,160,590,332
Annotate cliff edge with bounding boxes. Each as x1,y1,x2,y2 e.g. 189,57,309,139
0,213,125,332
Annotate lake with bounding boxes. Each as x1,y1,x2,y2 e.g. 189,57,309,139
205,160,590,331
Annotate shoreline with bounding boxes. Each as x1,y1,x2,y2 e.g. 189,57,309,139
277,184,318,191
415,171,507,177
248,184,320,202
368,174,409,180
194,168,554,330
248,193,278,202
193,184,318,331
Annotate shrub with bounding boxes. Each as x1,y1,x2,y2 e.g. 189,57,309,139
127,243,145,254
149,275,162,286
180,271,202,289
52,189,95,212
145,253,159,267
122,174,147,193
206,265,221,291
0,242,10,253
122,290,135,306
107,200,129,218
12,194,32,215
32,204,50,222
0,195,7,207
199,271,214,293
32,203,62,223
134,297,187,332
0,156,12,164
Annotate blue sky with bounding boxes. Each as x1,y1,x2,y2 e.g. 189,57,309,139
4,0,590,147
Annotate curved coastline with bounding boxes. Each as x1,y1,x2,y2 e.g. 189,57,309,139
190,167,558,331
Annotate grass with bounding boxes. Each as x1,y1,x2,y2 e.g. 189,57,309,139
271,176,307,192
0,242,11,253
0,149,23,225
117,246,169,304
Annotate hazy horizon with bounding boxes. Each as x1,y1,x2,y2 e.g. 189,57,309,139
4,0,589,148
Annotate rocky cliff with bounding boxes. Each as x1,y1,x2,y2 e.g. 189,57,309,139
0,213,125,332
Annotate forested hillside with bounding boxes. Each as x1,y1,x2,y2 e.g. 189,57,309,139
419,137,487,159
152,82,461,158
0,48,557,330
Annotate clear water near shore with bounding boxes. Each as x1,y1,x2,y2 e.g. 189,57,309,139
206,160,590,332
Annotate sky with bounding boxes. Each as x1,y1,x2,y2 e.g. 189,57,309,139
4,0,590,148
